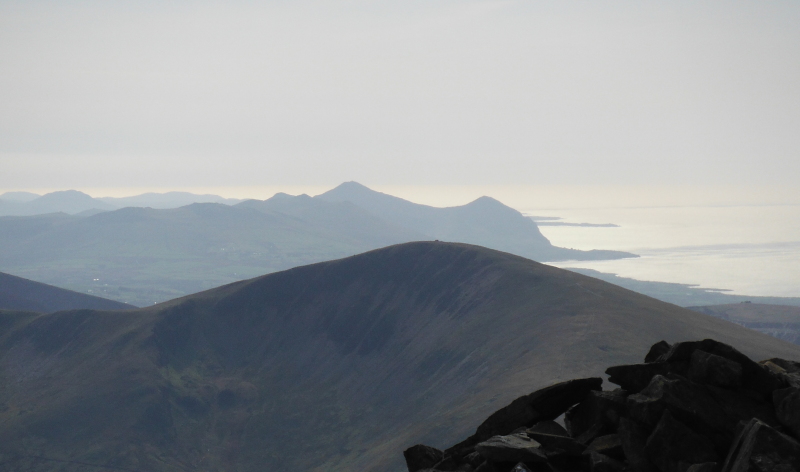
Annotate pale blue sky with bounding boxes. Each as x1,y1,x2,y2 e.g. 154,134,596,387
1,0,799,192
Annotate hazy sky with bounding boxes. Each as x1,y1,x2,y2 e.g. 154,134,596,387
1,0,799,192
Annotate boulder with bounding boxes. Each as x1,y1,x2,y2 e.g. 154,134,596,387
447,378,602,456
656,340,785,398
618,417,655,472
645,341,672,363
474,433,547,464
720,418,800,472
684,463,717,472
774,387,800,439
588,451,624,472
565,390,628,437
705,385,781,430
587,434,624,461
762,357,800,374
576,422,608,446
405,444,445,472
526,431,585,455
606,363,672,393
644,410,718,472
687,350,742,389
527,420,568,437
631,375,734,444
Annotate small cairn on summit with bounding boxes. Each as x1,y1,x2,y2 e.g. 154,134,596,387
403,339,800,472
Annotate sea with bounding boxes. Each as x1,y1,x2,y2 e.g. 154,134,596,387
522,204,800,298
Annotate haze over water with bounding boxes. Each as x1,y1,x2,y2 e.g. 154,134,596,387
529,204,800,298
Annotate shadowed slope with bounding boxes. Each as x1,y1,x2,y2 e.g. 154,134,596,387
0,242,797,471
0,271,135,312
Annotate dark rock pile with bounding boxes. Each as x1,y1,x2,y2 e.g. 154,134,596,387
403,339,800,472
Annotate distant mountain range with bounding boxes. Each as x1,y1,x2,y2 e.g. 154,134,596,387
0,182,635,306
0,190,243,216
0,242,795,471
0,271,134,312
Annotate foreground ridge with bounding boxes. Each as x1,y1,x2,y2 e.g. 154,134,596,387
403,338,800,472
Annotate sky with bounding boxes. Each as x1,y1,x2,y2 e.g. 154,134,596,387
1,0,799,198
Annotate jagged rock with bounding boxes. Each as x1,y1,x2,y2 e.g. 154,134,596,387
527,420,568,437
688,350,742,389
473,463,493,472
645,410,718,472
565,389,628,437
447,378,602,456
463,452,484,468
576,422,607,446
526,430,585,455
589,451,624,472
405,444,445,472
720,418,800,472
404,340,800,472
618,418,655,472
774,387,800,439
587,434,624,461
705,385,781,429
474,433,547,464
684,463,717,472
761,359,800,388
762,358,800,374
656,340,785,398
646,341,672,363
628,374,733,450
606,363,672,393
433,455,461,471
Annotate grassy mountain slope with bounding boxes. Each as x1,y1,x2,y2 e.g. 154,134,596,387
0,271,135,312
317,182,635,261
0,242,797,471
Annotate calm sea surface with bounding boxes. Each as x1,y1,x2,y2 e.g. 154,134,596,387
520,205,800,298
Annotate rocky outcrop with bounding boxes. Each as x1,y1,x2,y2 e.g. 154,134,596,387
402,339,800,472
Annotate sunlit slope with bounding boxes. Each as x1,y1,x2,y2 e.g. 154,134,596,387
0,271,135,311
0,242,796,471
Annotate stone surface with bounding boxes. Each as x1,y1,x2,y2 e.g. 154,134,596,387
645,410,718,472
633,374,733,443
606,363,672,393
720,418,800,472
587,434,624,461
646,341,672,363
474,433,547,464
618,417,655,472
405,444,445,472
527,431,585,455
589,451,624,472
527,420,568,437
657,340,785,398
684,463,717,472
774,387,800,439
448,378,602,455
688,350,742,389
566,390,628,437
